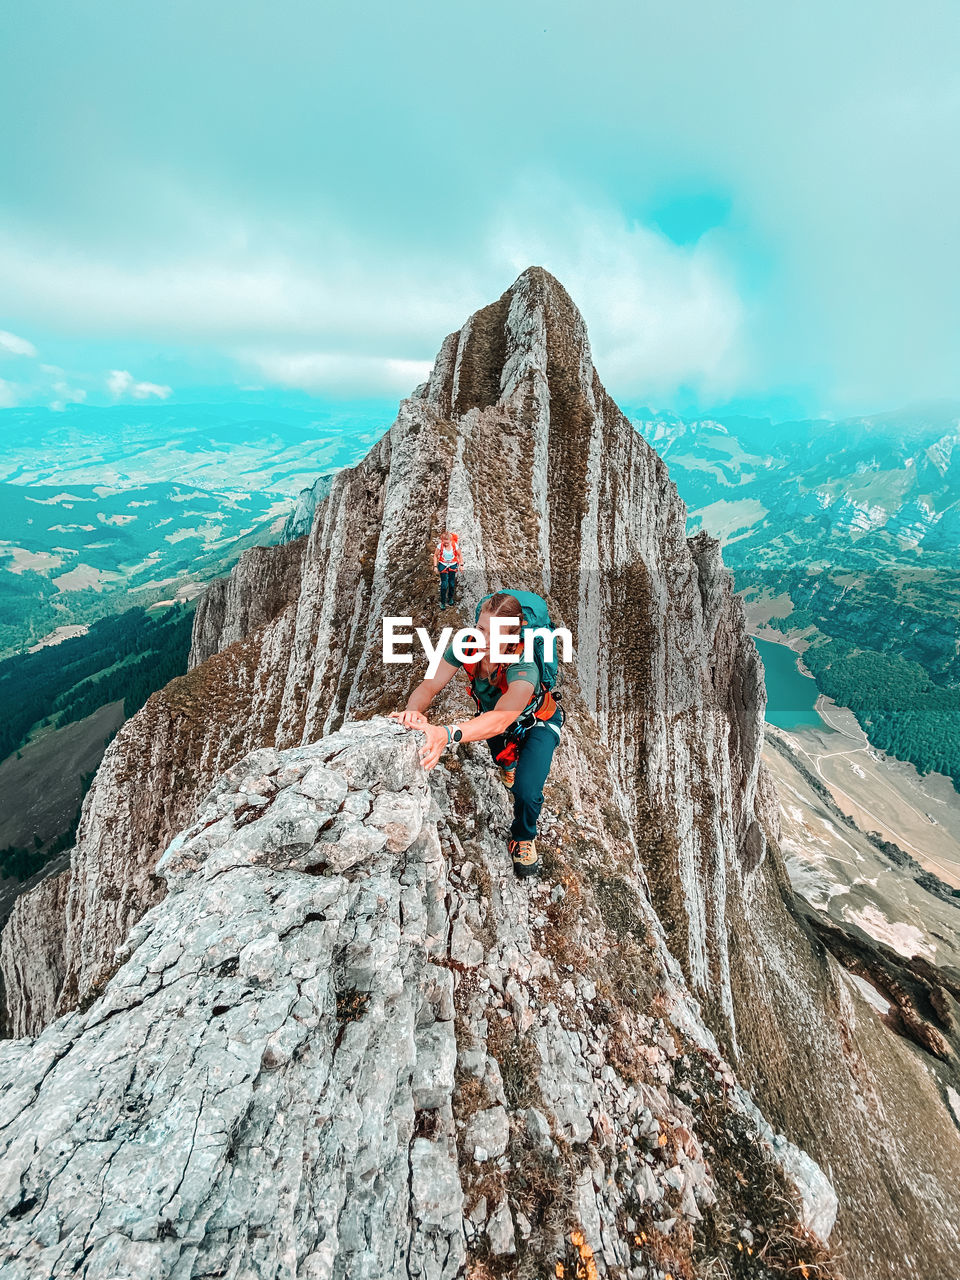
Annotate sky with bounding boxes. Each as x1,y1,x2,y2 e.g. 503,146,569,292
1,0,960,422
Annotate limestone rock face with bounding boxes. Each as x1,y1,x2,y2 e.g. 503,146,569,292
0,869,69,1039
2,267,959,1278
189,538,305,669
0,721,836,1280
280,472,336,544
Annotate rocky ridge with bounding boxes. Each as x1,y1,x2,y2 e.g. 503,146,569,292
0,720,835,1280
2,267,959,1277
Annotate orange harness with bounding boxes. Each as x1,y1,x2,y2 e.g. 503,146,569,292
462,654,558,725
436,534,463,568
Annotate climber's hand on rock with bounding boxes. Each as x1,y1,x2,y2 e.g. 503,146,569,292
418,724,448,771
389,709,429,730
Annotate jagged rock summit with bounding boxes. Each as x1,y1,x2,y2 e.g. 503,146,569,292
2,268,959,1279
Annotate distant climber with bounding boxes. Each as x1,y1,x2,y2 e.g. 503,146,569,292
433,530,462,608
391,591,563,879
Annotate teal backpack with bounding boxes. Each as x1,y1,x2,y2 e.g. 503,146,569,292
474,590,561,693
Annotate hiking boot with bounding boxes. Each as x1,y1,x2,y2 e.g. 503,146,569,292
509,838,540,879
499,765,516,790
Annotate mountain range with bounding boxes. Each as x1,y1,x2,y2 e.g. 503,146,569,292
638,406,960,564
637,410,960,787
1,269,958,1279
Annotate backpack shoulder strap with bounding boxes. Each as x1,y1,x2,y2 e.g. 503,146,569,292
463,659,508,692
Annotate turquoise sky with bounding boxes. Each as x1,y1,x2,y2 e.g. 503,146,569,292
1,0,959,421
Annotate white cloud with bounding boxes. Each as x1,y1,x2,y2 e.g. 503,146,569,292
0,226,466,351
2,1,960,413
248,351,434,395
0,329,37,358
0,194,746,402
106,370,133,396
489,187,746,400
107,369,173,400
0,361,87,411
49,379,87,412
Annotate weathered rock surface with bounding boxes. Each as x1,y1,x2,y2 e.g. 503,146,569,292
0,720,836,1279
0,867,70,1040
3,267,959,1277
281,472,336,544
189,538,306,669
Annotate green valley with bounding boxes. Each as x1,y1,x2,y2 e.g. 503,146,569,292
636,406,960,788
0,400,383,656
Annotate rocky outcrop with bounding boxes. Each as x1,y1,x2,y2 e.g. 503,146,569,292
281,472,336,543
0,720,837,1279
2,540,303,1033
0,868,70,1039
3,267,959,1277
189,538,306,669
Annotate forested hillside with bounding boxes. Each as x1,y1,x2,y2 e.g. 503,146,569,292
776,624,960,786
0,603,194,762
0,604,194,887
0,400,382,655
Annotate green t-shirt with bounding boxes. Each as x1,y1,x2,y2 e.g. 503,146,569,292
442,642,540,713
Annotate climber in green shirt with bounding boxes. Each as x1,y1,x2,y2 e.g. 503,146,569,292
390,592,562,880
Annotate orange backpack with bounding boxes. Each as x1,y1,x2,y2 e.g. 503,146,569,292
436,533,463,567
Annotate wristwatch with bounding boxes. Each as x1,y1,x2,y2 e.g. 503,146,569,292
445,725,463,747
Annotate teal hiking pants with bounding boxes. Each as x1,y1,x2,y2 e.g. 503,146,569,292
488,709,562,841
